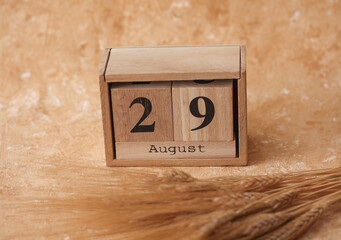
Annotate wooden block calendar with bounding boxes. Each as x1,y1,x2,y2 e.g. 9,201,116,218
99,45,247,166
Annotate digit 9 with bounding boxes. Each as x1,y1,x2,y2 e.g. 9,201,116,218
189,96,215,131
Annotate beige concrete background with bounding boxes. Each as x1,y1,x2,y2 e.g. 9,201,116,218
1,0,340,239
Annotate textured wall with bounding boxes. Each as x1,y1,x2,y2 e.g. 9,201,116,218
1,0,340,239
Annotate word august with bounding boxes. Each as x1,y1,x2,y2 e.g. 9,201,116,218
149,144,206,155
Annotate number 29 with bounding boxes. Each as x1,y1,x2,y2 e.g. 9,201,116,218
129,96,215,133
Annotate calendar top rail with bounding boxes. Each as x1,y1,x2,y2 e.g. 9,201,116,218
101,45,241,83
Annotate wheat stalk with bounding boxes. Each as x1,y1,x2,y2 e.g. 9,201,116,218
4,166,341,239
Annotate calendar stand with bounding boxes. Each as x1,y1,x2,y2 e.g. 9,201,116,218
99,45,247,166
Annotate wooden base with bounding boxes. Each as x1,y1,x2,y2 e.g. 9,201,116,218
106,157,246,167
116,141,235,160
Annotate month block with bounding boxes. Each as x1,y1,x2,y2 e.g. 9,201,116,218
111,82,173,142
115,141,235,160
172,80,234,141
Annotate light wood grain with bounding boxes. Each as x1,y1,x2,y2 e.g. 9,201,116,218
99,48,114,164
116,140,235,159
111,82,173,142
107,157,244,167
238,45,248,164
105,46,240,82
172,80,234,141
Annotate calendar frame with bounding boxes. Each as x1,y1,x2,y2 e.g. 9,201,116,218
99,45,247,166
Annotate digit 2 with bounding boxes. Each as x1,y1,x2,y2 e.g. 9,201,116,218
130,97,155,133
189,96,215,131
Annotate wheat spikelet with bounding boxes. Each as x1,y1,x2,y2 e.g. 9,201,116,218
158,169,197,183
258,205,326,240
257,191,341,240
228,174,286,191
198,188,301,238
209,212,292,240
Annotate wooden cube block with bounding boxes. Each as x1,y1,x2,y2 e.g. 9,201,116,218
111,82,173,142
172,80,234,141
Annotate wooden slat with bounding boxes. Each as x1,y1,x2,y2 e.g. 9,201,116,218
107,158,244,167
105,46,240,82
238,45,248,165
99,48,115,165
